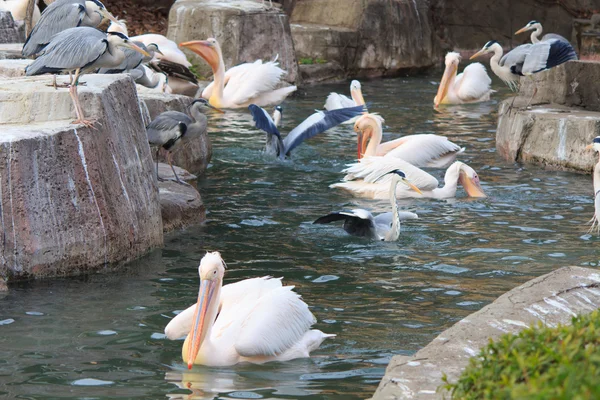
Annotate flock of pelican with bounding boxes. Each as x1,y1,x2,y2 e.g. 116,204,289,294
12,1,590,368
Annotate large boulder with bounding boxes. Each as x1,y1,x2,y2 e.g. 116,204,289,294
0,11,20,44
290,0,440,78
167,0,299,84
371,266,600,399
0,75,163,281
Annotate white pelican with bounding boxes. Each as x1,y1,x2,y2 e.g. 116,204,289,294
180,38,297,109
355,114,464,168
164,252,334,368
515,20,569,44
434,52,493,108
586,137,600,234
314,170,420,241
249,104,365,159
0,0,40,29
331,156,486,200
470,39,577,92
324,80,366,111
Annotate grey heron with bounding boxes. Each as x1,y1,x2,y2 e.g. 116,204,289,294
314,170,420,241
470,39,577,92
22,0,120,57
248,104,366,159
515,21,569,44
25,28,149,126
97,42,162,75
146,99,223,185
586,137,600,234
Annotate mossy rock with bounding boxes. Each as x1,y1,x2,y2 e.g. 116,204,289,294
442,309,600,399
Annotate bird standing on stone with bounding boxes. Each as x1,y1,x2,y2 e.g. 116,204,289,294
434,52,493,107
25,28,149,127
146,99,222,185
515,20,570,44
586,137,600,234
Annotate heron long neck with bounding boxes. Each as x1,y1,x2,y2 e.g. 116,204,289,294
385,177,401,241
188,104,207,134
95,41,126,69
531,25,542,43
364,125,382,157
435,162,461,198
209,52,226,108
83,3,102,26
594,159,600,196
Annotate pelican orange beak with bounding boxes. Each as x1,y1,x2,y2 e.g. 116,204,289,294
459,171,487,198
470,49,486,60
515,26,530,35
586,144,595,150
351,87,366,107
356,128,371,160
180,40,220,72
186,279,217,369
434,62,457,108
401,177,423,195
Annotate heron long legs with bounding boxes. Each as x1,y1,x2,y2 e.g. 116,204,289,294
167,151,191,187
69,68,96,127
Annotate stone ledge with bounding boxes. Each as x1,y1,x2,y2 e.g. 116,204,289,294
371,266,600,399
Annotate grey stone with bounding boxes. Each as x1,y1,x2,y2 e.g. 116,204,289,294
167,0,299,84
0,75,163,281
0,43,25,60
159,179,205,233
371,266,600,400
0,11,20,44
496,101,599,172
0,58,30,77
298,61,346,84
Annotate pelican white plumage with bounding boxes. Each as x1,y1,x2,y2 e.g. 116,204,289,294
515,20,569,44
180,38,297,108
354,114,464,168
470,39,577,91
324,80,366,110
586,137,600,234
0,0,40,28
249,104,365,159
434,52,493,108
164,252,334,368
314,170,420,241
331,156,486,200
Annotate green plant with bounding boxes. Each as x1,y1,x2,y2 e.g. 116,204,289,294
442,310,600,399
298,57,328,65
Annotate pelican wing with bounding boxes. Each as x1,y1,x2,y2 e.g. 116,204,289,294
342,156,439,190
521,39,577,75
384,134,464,168
455,62,492,101
131,34,191,66
374,211,418,228
282,105,365,155
233,286,316,357
224,60,291,106
324,93,356,110
202,63,252,99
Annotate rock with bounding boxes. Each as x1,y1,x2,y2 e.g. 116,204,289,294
156,162,197,186
290,0,439,77
0,43,24,60
167,0,299,84
138,92,194,126
371,266,600,400
159,179,205,233
0,11,20,44
299,61,345,84
0,58,30,77
573,16,600,59
496,101,599,172
0,75,163,281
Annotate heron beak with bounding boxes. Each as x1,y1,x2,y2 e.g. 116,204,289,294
351,87,366,106
186,279,216,369
103,10,122,25
459,171,487,198
125,42,150,57
515,26,529,35
180,40,220,72
401,177,423,195
434,62,457,108
470,49,485,60
155,49,164,56
206,103,225,113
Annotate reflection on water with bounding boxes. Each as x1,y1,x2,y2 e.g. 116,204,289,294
0,76,598,399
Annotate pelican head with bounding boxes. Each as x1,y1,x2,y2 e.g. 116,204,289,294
354,113,384,159
180,38,222,73
586,136,600,152
189,98,225,113
107,32,150,57
434,52,461,108
350,80,366,106
470,40,500,60
456,163,487,197
379,169,423,195
186,252,226,369
515,20,541,35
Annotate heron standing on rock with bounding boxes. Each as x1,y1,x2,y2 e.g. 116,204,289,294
586,137,600,234
25,28,149,126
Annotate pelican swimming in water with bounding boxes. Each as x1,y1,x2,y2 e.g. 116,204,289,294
586,137,600,234
331,156,486,200
355,114,464,168
249,104,365,159
164,252,334,368
470,39,577,91
515,20,569,44
180,38,297,108
314,170,420,241
324,80,366,110
434,52,493,108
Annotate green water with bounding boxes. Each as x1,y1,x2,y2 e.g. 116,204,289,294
1,77,598,399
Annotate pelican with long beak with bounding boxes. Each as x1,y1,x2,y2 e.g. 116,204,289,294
164,252,334,368
355,114,464,168
324,80,367,110
515,20,569,44
315,169,420,241
434,52,493,108
586,137,600,234
331,156,486,200
180,38,297,108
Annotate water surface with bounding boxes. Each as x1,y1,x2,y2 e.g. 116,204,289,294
1,77,598,399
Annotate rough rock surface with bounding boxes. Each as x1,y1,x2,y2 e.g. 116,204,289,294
0,12,20,44
496,101,599,172
0,75,163,280
0,58,30,77
0,43,23,60
290,0,439,77
371,266,600,400
168,0,299,83
299,61,345,84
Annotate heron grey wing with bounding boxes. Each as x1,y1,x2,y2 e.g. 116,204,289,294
521,39,576,74
541,33,569,43
146,112,191,147
314,210,376,238
499,44,531,67
98,47,143,74
22,0,86,56
129,65,145,81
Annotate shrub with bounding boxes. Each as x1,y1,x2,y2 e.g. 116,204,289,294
442,309,600,399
